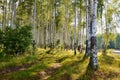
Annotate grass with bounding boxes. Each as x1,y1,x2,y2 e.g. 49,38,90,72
0,48,120,80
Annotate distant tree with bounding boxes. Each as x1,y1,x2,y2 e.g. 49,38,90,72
116,34,120,50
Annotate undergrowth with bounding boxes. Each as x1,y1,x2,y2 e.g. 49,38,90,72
0,48,120,80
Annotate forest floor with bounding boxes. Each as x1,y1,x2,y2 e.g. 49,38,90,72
0,48,120,80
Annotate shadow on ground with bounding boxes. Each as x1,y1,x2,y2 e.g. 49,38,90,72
79,54,120,80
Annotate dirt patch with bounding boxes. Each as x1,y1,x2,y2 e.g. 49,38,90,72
0,62,36,75
61,73,72,80
88,70,120,80
0,56,48,75
38,63,61,80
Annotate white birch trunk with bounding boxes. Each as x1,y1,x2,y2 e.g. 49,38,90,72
33,0,36,42
89,0,98,68
2,3,5,31
46,10,49,48
85,0,91,56
13,1,16,27
74,0,77,55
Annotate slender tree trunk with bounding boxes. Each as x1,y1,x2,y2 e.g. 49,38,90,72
78,4,82,52
33,0,36,42
7,0,11,26
13,1,16,27
103,1,108,53
78,11,80,46
2,0,7,31
82,27,85,47
85,0,91,56
50,3,53,49
46,6,49,48
89,0,98,69
11,0,15,27
2,5,5,31
65,5,68,46
101,12,103,49
54,0,56,48
52,0,56,48
74,0,77,55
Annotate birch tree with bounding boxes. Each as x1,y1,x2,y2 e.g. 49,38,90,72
33,0,36,43
74,0,77,55
89,0,98,69
85,0,91,56
1,0,7,31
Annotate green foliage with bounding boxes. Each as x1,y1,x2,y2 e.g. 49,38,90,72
1,26,32,55
0,29,3,52
0,52,4,58
97,0,104,18
108,41,115,49
0,29,3,42
97,34,120,50
116,34,120,49
97,34,102,49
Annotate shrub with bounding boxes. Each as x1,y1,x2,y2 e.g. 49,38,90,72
2,26,32,55
0,29,3,52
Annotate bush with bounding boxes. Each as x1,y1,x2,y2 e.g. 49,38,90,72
0,30,3,52
1,26,32,55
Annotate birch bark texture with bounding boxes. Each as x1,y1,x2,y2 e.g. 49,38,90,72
85,0,91,56
33,0,36,42
74,0,77,55
89,0,98,68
